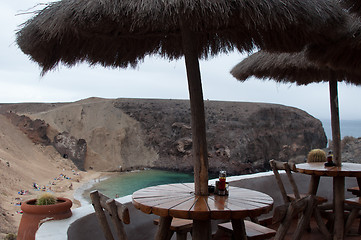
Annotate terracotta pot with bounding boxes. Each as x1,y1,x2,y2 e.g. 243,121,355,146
17,197,72,240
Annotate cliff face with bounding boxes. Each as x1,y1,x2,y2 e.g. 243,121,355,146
0,98,327,175
113,99,327,174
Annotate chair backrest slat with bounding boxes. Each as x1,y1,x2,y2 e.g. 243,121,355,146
90,190,130,240
283,162,301,200
270,160,289,204
269,159,301,203
90,191,115,240
107,199,128,240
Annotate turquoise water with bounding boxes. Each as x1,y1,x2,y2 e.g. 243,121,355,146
85,169,195,199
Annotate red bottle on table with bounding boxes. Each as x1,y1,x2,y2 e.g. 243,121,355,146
218,170,226,195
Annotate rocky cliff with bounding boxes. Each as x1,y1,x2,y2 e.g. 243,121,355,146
0,98,327,175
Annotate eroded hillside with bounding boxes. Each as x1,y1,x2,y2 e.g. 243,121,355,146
1,97,327,175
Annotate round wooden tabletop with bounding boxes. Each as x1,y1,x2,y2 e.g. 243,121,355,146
132,183,273,221
296,162,361,178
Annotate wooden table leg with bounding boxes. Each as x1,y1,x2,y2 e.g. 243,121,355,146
231,219,247,240
333,176,345,240
155,216,172,240
306,175,331,239
192,219,211,240
308,175,321,195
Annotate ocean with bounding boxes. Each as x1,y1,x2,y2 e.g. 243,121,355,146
321,119,361,140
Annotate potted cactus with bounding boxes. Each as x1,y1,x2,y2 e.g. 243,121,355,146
35,193,57,205
17,193,72,240
307,149,326,163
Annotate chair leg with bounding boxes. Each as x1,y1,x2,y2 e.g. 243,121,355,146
314,207,331,239
345,208,360,235
274,198,307,240
292,196,315,240
166,230,174,240
274,212,293,240
176,231,188,240
325,216,334,233
155,216,173,240
249,216,259,224
231,219,247,240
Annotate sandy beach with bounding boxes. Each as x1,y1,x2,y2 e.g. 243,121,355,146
0,114,107,237
6,169,102,228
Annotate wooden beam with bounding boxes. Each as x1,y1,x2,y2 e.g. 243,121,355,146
333,176,345,239
231,219,247,240
90,191,115,240
329,78,341,166
106,199,128,240
155,216,173,240
180,20,209,196
308,175,321,195
193,220,212,240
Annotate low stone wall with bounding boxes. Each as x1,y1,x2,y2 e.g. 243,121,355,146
67,202,159,240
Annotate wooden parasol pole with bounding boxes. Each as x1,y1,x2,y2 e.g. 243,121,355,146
329,77,344,240
329,78,341,166
180,20,209,197
180,19,211,240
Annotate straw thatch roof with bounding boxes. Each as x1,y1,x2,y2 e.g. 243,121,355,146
230,49,361,168
305,14,361,75
16,0,347,74
230,50,361,86
341,0,361,15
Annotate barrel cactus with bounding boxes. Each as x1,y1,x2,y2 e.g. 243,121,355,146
36,193,57,205
307,149,326,163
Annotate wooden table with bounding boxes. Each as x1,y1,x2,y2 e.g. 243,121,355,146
132,183,273,240
296,162,361,240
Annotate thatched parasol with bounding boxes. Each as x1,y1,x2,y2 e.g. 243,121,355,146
230,50,361,239
231,50,361,167
341,0,361,15
16,0,347,199
306,14,361,76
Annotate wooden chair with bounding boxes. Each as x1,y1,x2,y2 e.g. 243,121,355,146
90,190,130,240
217,220,276,240
269,159,331,240
269,160,327,204
347,186,361,197
345,197,361,235
153,218,193,240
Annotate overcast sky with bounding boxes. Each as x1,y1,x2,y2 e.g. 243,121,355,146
1,1,361,122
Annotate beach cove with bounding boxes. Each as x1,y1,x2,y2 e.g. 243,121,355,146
0,113,108,238
81,169,195,204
